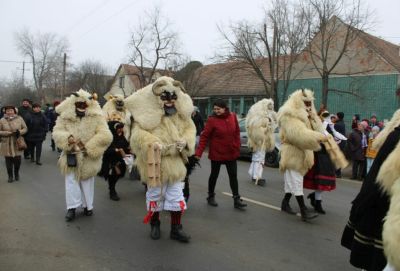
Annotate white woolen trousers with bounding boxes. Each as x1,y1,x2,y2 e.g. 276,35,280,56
146,181,186,212
65,173,95,210
248,150,266,179
284,169,304,196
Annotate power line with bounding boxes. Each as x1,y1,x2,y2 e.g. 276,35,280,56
78,0,140,39
64,0,111,34
0,60,32,64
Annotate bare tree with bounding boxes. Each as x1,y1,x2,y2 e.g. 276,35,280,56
0,73,38,106
14,29,69,103
301,0,371,105
127,7,180,88
217,0,307,109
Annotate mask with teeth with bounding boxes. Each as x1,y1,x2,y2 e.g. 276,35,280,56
160,90,178,116
75,101,88,117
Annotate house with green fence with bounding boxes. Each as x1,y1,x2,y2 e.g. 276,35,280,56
193,22,400,126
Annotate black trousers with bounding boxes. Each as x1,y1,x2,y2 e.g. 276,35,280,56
5,156,21,178
27,140,43,162
352,160,365,179
108,174,119,193
208,160,239,196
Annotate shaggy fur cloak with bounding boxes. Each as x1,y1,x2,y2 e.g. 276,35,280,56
102,94,132,140
124,77,196,187
53,89,113,180
277,89,325,175
375,109,400,270
246,98,277,152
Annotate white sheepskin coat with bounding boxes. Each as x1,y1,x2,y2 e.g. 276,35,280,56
375,109,400,270
246,98,277,152
124,77,196,188
53,89,113,181
102,94,132,140
277,89,325,175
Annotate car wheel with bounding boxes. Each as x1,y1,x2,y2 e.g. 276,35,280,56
265,148,279,168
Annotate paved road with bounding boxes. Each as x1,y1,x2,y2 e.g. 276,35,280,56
0,139,362,271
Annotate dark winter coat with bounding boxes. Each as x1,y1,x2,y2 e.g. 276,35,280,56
25,111,48,142
334,119,346,150
195,110,240,161
347,129,365,161
341,126,400,271
192,112,204,136
18,106,32,122
100,121,131,179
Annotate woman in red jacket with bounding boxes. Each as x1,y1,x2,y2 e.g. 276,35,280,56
195,99,247,209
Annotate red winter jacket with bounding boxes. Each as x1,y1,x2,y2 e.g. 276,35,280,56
195,110,240,161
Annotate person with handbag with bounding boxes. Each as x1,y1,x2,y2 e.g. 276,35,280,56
53,90,112,222
0,105,28,182
25,103,48,165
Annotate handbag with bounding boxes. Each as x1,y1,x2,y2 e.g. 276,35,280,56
16,136,27,151
67,153,77,167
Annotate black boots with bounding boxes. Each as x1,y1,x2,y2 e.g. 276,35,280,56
170,224,191,243
300,207,319,221
109,190,120,201
207,193,218,207
252,178,266,186
150,220,161,240
296,195,318,221
65,208,76,222
307,192,316,207
233,195,247,210
307,192,326,214
314,200,326,214
281,199,296,215
83,208,93,216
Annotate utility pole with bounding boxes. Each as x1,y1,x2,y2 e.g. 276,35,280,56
22,61,25,86
62,53,66,100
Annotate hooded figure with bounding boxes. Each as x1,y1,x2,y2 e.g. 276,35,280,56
245,98,277,186
124,76,196,243
53,89,112,222
342,109,400,271
277,89,327,221
102,94,132,140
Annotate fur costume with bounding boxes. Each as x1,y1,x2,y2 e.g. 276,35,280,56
277,89,326,175
375,109,400,270
102,94,132,140
124,76,196,188
53,89,113,181
246,98,277,152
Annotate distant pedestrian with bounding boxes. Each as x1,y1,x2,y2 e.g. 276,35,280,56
0,105,27,182
348,121,368,180
25,103,48,165
18,98,32,159
365,126,380,174
48,101,60,151
191,106,204,147
334,112,346,178
195,99,247,210
351,114,360,130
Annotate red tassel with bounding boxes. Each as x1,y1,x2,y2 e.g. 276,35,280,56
179,200,186,215
143,201,157,224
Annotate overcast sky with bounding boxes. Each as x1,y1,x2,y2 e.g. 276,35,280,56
0,0,399,82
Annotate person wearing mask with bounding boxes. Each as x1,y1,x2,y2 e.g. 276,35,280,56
0,105,27,182
18,98,32,159
25,103,48,165
195,99,247,210
99,120,131,201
